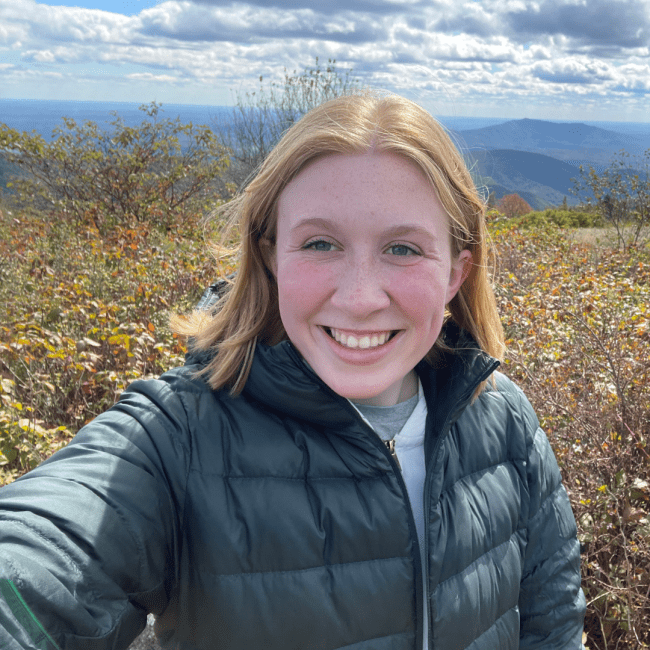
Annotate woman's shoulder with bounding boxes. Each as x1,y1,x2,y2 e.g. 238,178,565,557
459,370,544,463
119,346,222,407
480,370,539,424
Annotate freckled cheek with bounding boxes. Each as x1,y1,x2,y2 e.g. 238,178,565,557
390,275,449,324
277,261,336,314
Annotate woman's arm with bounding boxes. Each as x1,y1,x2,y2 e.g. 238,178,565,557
0,371,192,650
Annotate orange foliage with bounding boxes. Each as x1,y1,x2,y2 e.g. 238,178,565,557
497,193,533,219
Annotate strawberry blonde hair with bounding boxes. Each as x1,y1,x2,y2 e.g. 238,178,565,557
172,92,504,394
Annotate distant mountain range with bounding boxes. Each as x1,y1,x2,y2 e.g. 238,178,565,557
467,149,583,210
2,98,649,212
454,119,650,209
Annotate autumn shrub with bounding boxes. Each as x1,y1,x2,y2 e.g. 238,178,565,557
512,208,604,229
496,192,533,219
0,208,235,484
0,103,232,233
491,222,649,649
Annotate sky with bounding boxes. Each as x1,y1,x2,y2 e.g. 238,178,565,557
0,0,649,121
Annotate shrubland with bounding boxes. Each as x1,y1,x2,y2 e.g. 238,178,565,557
507,207,604,229
0,102,232,233
1,83,649,646
1,204,648,647
490,216,649,648
0,211,234,481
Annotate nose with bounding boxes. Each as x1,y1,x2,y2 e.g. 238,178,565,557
330,256,390,317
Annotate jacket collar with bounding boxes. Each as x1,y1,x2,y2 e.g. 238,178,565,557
241,322,500,434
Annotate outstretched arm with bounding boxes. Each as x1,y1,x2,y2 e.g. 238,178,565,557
0,372,191,650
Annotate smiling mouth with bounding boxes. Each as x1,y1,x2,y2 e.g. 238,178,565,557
325,327,398,350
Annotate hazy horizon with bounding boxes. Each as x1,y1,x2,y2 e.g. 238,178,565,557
2,99,649,142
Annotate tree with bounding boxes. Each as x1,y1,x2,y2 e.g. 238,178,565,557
217,58,362,189
496,193,532,219
0,103,231,231
572,149,650,250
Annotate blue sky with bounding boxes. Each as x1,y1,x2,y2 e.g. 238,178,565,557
50,0,161,14
1,0,649,121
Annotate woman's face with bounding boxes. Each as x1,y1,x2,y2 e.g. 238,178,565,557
272,152,471,406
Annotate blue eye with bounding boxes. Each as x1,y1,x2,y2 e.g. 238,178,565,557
304,239,336,252
388,244,419,256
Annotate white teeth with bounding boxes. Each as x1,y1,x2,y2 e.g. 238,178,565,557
329,328,393,349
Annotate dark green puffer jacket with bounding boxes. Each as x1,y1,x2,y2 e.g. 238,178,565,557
0,329,585,650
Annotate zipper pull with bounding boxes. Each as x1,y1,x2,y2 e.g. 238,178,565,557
385,439,401,471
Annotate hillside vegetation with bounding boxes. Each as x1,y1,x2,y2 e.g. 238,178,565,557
1,70,649,646
458,119,650,209
1,205,648,648
469,149,584,209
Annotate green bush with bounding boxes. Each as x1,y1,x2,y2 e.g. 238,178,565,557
0,103,231,232
511,209,604,229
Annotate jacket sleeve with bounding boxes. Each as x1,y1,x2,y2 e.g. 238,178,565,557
0,370,192,650
515,386,586,649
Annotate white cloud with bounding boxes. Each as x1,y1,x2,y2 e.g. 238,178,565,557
531,58,614,84
0,0,132,43
1,0,650,119
126,72,183,83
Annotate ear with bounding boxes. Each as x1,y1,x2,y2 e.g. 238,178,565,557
446,249,472,303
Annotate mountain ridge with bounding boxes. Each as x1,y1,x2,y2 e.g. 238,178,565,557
456,118,648,155
453,118,650,208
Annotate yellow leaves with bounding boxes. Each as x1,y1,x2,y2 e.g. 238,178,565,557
108,333,131,351
0,379,15,397
491,223,650,643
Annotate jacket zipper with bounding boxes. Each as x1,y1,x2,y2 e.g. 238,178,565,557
341,407,424,650
385,439,401,471
422,360,500,650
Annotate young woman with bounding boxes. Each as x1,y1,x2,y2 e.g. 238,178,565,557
0,93,585,649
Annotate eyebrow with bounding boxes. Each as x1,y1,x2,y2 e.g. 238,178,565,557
290,217,441,240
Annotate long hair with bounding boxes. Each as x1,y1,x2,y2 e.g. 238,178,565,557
171,92,504,394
